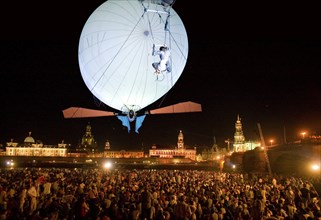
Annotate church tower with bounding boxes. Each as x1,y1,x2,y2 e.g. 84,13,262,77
80,122,98,153
177,130,184,149
104,139,111,151
233,114,246,152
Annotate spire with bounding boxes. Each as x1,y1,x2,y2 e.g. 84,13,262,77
177,130,184,149
233,114,246,152
212,136,218,152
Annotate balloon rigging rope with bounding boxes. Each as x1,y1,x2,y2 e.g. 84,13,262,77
89,16,144,101
141,2,183,108
84,14,145,114
116,15,148,112
141,4,167,108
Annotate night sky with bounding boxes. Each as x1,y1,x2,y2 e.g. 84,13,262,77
1,1,320,150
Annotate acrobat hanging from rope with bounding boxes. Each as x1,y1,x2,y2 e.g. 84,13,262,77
152,44,171,74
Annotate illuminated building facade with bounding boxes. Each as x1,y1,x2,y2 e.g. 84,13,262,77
4,127,197,160
149,130,197,160
102,150,144,158
5,132,67,157
233,115,246,152
233,115,260,152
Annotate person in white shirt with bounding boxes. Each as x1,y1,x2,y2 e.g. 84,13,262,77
19,188,27,213
43,180,52,195
27,183,38,215
152,44,171,73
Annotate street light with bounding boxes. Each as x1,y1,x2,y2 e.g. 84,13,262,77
269,139,274,146
301,132,306,139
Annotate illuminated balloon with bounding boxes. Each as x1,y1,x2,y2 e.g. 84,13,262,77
78,0,188,114
63,1,201,133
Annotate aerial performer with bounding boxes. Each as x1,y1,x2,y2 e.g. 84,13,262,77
63,0,202,133
152,44,172,74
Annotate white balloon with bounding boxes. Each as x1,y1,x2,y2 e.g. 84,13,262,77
78,0,188,114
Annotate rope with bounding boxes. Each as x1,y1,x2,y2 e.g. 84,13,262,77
72,10,145,118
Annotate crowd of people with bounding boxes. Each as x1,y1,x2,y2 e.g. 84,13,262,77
0,167,320,220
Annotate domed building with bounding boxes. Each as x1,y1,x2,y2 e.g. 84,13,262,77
24,131,35,145
79,122,98,153
5,132,67,156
